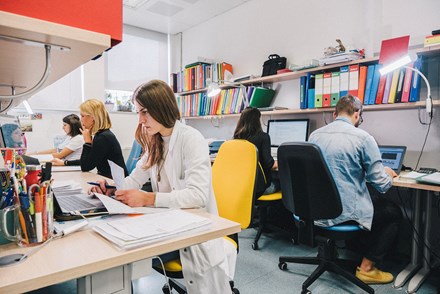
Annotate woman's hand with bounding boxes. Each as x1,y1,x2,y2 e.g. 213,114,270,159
51,158,64,166
80,126,92,144
114,189,156,207
90,179,116,196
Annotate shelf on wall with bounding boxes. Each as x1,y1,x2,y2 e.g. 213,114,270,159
176,45,440,96
0,11,111,109
183,100,440,120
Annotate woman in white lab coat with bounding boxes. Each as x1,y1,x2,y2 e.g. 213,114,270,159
93,80,235,294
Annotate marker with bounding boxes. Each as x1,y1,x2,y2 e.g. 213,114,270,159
87,182,116,189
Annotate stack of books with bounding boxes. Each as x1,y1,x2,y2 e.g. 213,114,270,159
424,34,440,48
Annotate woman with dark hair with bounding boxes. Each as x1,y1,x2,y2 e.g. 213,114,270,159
2,123,24,148
233,107,279,195
31,114,84,163
91,80,234,294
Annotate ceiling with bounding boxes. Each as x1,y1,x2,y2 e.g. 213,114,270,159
123,0,251,34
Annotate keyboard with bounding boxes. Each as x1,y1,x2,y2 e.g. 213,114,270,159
417,168,438,174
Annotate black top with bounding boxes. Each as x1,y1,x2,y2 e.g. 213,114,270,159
80,129,128,179
248,131,274,193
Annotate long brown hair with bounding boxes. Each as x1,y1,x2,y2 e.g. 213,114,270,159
233,107,263,140
132,80,180,168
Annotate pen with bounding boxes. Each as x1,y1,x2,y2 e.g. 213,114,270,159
87,182,116,189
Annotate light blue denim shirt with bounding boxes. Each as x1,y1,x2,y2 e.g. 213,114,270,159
308,116,392,230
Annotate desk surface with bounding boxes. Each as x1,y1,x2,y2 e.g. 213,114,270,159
0,172,241,294
394,172,440,192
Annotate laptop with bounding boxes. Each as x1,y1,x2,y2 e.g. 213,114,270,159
378,145,407,174
52,181,107,220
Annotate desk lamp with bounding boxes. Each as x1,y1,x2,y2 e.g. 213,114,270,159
379,54,432,114
206,81,249,108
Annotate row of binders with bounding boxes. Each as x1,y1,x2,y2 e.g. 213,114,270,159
300,57,423,109
170,61,233,93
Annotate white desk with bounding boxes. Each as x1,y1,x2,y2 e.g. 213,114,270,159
0,172,241,294
392,173,440,293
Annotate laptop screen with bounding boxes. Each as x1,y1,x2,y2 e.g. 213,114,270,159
267,119,310,147
378,145,407,174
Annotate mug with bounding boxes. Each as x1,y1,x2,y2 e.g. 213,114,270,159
0,189,54,247
0,204,19,245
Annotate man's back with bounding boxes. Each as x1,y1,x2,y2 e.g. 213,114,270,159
309,116,392,230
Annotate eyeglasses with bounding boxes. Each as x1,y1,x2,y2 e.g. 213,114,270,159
358,112,364,126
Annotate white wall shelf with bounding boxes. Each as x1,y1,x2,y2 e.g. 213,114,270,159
0,11,111,110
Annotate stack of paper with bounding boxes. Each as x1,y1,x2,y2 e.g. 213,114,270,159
93,210,212,250
318,52,363,66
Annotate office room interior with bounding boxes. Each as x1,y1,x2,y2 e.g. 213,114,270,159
1,0,440,293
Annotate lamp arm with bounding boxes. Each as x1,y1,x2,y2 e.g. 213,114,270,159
404,65,431,98
0,45,52,100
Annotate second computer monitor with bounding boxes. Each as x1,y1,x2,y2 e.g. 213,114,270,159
267,119,310,146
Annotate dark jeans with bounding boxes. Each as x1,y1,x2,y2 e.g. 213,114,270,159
350,195,402,265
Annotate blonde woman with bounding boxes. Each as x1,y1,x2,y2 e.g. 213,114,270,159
55,99,128,178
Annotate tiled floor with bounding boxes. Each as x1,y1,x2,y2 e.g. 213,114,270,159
28,228,439,293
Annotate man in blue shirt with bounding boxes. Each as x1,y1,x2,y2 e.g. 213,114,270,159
309,95,402,284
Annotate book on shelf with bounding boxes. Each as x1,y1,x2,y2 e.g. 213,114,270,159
249,87,276,108
314,73,323,108
357,66,367,104
322,72,332,108
387,69,400,103
339,66,349,97
363,64,375,105
382,73,393,104
424,35,440,47
394,67,406,103
348,64,359,97
409,57,423,102
368,64,382,105
401,63,413,103
300,76,307,109
375,73,387,104
330,71,340,107
305,73,315,108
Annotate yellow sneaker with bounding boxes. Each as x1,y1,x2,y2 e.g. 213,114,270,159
355,267,394,284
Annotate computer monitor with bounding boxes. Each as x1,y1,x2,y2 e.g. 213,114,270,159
0,115,24,149
267,119,310,146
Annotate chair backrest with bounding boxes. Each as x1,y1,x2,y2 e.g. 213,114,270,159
278,142,342,220
126,140,142,174
212,139,257,229
278,142,343,246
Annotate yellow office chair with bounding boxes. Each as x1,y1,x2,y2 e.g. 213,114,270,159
153,139,258,294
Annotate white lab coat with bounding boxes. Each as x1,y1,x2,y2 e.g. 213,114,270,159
124,120,236,294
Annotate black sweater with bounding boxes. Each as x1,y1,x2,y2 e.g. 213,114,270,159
80,129,128,179
248,131,274,191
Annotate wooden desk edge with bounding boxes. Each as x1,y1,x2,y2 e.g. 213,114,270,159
0,190,240,294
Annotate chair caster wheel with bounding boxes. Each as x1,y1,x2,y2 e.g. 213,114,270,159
162,284,172,294
252,243,259,250
232,288,240,294
278,262,287,270
301,289,311,294
291,237,298,245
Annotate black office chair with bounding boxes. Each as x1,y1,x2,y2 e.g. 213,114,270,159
277,142,374,294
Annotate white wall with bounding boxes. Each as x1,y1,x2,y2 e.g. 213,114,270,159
12,26,167,161
175,0,440,169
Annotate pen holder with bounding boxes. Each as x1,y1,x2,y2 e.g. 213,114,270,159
0,188,54,247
